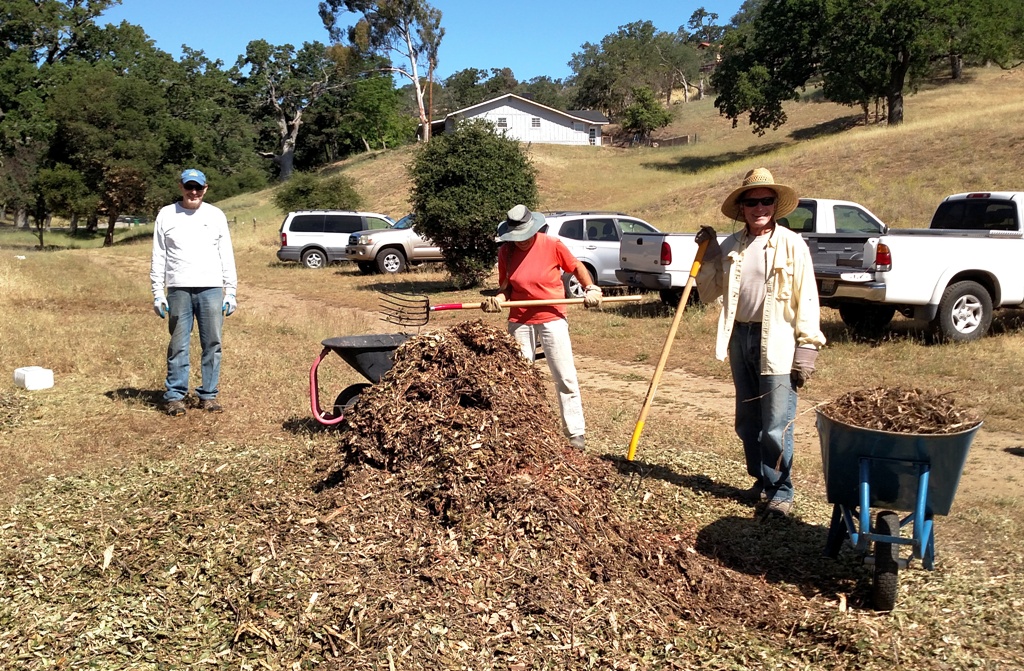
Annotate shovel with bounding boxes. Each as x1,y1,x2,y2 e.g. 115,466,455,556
380,292,645,327
625,238,711,461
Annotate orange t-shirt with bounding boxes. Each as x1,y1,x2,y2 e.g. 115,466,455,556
498,233,579,324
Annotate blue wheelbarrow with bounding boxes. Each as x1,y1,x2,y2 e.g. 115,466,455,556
309,333,410,426
817,411,982,611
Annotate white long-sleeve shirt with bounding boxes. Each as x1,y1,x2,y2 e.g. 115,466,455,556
150,202,237,297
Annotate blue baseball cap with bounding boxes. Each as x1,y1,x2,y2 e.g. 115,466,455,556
180,168,207,186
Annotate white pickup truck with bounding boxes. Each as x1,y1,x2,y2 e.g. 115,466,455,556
616,198,887,307
819,191,1024,342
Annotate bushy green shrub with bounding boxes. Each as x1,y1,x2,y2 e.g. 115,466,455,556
272,172,362,212
409,119,537,288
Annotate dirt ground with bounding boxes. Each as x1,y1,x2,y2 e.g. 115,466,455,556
570,355,1024,505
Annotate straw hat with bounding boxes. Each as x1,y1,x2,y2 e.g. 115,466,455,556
720,168,798,220
497,204,546,242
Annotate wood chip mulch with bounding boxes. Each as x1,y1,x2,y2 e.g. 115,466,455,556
819,386,981,434
302,320,838,665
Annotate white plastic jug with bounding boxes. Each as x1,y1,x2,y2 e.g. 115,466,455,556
13,366,54,391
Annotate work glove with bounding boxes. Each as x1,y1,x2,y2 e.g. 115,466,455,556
791,347,818,389
695,225,722,260
694,226,717,245
583,284,603,309
223,293,237,317
153,295,168,319
481,293,505,313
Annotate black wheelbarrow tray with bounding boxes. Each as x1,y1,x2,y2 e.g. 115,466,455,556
816,410,982,611
309,333,410,426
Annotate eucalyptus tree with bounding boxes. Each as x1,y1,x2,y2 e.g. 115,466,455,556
235,39,358,180
320,0,444,141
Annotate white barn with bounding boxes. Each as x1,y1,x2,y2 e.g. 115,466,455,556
434,94,609,146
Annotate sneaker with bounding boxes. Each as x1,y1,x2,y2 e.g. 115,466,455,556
568,435,585,450
199,398,223,413
164,399,186,417
764,498,794,517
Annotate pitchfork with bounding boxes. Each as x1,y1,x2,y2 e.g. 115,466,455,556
380,291,645,327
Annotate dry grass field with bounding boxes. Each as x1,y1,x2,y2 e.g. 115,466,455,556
1,67,1023,669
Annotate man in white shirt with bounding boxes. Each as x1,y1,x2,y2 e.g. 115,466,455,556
150,169,237,416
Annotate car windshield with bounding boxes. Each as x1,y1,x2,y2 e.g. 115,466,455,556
393,214,415,230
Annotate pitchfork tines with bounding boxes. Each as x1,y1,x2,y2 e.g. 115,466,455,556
380,292,431,327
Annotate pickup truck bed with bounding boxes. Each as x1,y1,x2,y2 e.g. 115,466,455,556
616,198,887,307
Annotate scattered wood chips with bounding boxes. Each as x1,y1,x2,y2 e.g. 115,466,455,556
819,387,981,435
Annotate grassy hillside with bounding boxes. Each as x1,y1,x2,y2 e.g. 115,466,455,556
217,66,1024,245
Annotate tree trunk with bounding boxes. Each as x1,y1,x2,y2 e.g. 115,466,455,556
104,212,118,247
87,213,98,233
697,77,706,101
885,46,911,126
886,91,904,125
16,207,28,228
950,53,963,80
70,213,79,234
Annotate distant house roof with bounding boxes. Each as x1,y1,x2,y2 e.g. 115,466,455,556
444,93,609,125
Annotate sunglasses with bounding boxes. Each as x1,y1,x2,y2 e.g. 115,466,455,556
183,183,205,191
740,196,776,207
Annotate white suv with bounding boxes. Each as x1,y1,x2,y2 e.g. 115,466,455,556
540,211,660,296
277,210,394,269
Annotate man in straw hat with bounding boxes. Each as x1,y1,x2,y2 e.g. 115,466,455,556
481,204,603,451
694,168,825,517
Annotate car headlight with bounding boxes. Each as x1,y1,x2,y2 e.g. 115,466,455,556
357,235,372,245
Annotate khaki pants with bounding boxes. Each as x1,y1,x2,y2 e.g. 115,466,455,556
508,318,585,439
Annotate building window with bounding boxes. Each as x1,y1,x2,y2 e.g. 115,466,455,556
496,117,507,128
531,117,541,128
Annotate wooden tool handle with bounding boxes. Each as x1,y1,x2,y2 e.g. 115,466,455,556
432,295,645,311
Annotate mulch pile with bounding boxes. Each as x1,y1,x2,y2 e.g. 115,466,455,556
819,387,982,435
312,320,802,665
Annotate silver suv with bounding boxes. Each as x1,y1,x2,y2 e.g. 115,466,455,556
277,210,394,269
540,211,660,296
345,214,443,274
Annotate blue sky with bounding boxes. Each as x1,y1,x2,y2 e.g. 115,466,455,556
100,0,743,82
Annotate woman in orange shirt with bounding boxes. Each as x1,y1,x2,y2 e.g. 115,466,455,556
482,205,602,450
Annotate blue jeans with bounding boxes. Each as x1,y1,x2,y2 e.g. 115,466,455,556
164,287,224,402
728,322,797,502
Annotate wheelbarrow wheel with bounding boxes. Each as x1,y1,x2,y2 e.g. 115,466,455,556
333,383,371,418
872,510,901,611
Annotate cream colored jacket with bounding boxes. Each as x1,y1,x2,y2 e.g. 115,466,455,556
696,224,826,375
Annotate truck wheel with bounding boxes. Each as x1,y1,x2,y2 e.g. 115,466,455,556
301,249,326,269
872,511,901,611
929,280,992,342
376,249,407,274
838,304,895,338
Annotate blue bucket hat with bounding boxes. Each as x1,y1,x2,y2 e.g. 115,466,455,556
497,204,546,242
180,168,207,187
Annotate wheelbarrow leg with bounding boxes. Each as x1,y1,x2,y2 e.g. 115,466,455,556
823,504,847,558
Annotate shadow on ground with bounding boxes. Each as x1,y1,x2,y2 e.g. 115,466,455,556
641,142,789,174
604,453,872,606
107,387,163,408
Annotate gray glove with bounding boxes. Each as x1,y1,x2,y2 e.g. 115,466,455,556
695,226,718,245
481,293,505,313
791,347,818,389
153,295,168,319
583,284,603,309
